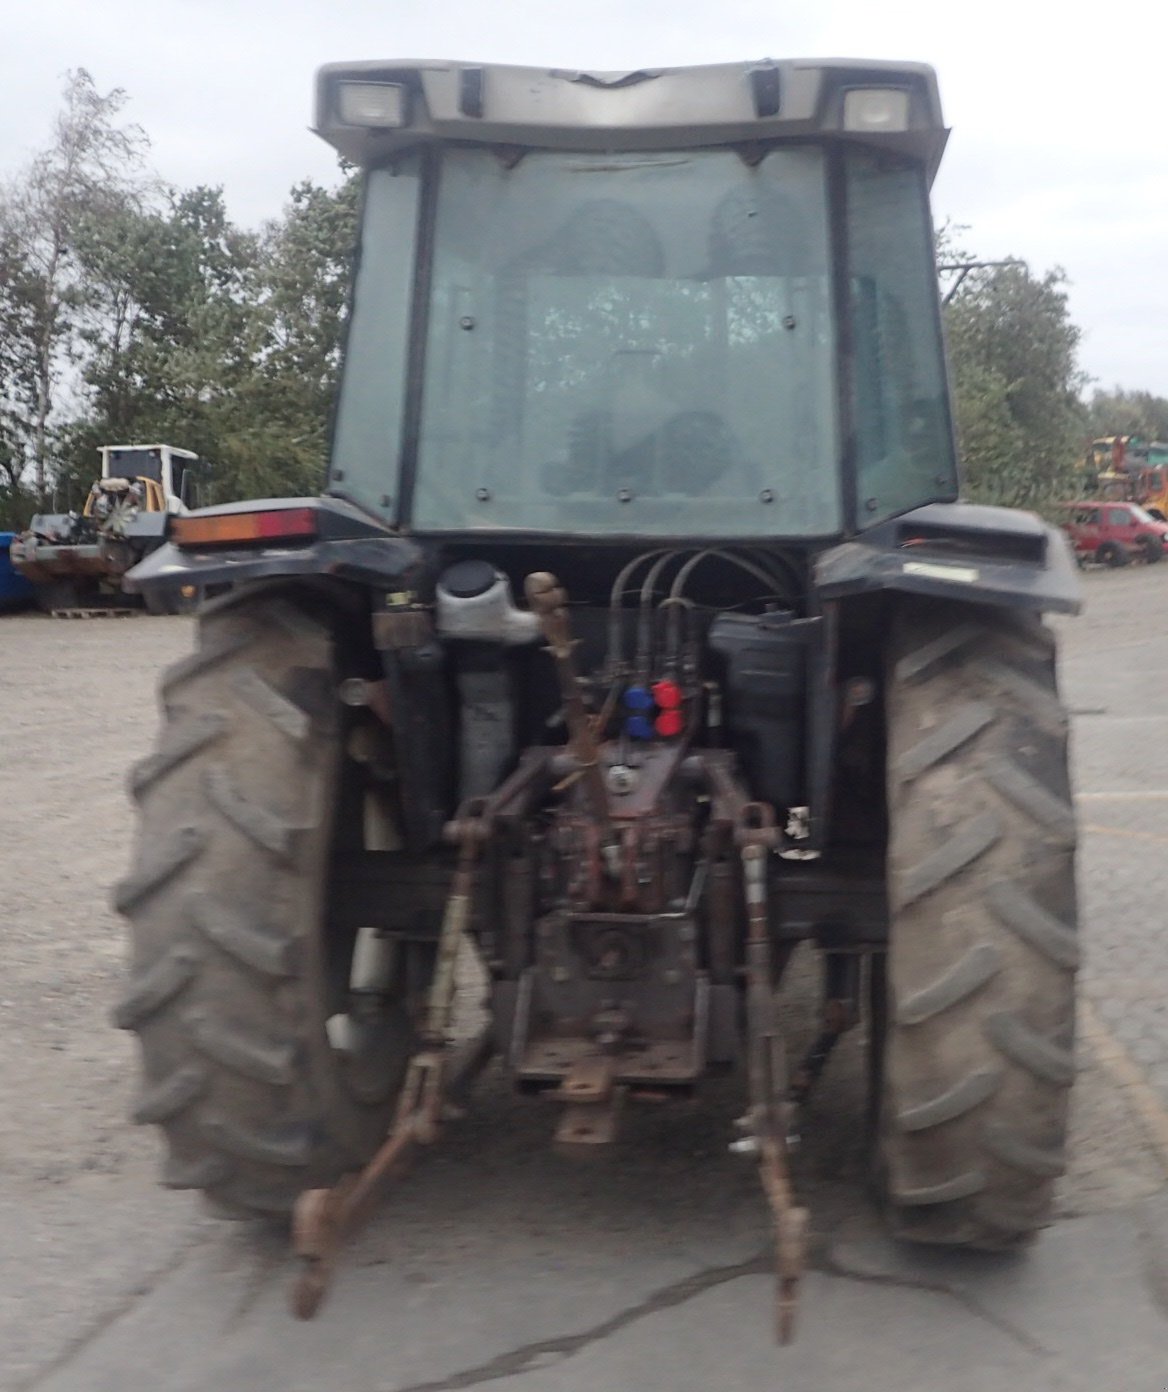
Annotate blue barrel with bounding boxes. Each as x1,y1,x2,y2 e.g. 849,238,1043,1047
0,533,35,610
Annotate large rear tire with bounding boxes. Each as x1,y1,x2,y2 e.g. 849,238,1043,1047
115,588,415,1215
880,601,1078,1248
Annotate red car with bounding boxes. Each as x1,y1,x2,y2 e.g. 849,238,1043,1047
1060,500,1168,566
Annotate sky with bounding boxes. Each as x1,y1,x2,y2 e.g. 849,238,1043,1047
2,0,1166,397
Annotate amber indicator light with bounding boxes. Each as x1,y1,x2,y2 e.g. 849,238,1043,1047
172,507,318,548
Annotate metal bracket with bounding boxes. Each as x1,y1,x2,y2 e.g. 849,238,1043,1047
553,1055,623,1146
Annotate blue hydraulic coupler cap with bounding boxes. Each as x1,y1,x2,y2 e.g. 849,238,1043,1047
626,714,655,740
624,685,654,711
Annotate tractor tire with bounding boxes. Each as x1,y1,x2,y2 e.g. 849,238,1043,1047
880,600,1078,1248
115,588,415,1215
1140,536,1163,565
1096,541,1127,568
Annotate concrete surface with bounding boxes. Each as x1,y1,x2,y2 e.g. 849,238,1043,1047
26,1194,1168,1392
1,567,1166,1392
1056,572,1168,1114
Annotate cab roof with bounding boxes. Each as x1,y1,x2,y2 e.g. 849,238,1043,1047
314,57,948,181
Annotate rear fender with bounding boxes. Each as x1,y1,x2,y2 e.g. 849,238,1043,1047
124,495,424,597
814,502,1082,615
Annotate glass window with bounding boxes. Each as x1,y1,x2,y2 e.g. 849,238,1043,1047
106,448,162,483
411,148,839,537
1108,507,1132,527
328,159,422,518
846,151,956,526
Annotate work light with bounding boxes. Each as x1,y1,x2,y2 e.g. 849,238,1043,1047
842,87,910,132
336,81,409,128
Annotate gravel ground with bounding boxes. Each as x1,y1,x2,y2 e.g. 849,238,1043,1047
0,584,1165,1390
0,616,208,1389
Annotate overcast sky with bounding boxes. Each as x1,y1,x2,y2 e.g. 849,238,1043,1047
3,0,1165,396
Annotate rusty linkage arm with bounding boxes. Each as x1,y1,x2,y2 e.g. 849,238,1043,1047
524,571,619,870
737,801,809,1345
289,750,558,1320
694,749,809,1341
290,812,488,1320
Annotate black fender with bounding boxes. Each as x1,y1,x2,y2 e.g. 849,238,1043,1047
124,495,424,597
814,502,1082,616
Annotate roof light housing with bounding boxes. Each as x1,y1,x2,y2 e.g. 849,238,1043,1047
842,87,911,133
313,61,948,180
336,80,410,128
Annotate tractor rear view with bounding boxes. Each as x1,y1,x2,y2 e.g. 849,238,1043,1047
116,59,1081,1338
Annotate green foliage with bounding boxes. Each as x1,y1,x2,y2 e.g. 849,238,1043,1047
226,173,360,499
0,68,152,504
940,230,1086,513
1084,388,1168,444
62,176,359,505
0,230,41,527
0,72,358,520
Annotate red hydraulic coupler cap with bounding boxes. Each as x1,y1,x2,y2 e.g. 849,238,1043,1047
651,679,683,710
655,708,684,738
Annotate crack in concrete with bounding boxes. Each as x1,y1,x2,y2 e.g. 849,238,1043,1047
818,1252,1052,1359
385,1238,1059,1392
16,1229,212,1392
386,1252,771,1392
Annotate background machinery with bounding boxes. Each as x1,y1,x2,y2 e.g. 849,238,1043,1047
1084,435,1168,520
10,443,203,614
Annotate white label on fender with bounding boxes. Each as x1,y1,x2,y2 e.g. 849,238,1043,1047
902,560,980,584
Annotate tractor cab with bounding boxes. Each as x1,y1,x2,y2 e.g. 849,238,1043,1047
98,444,203,513
317,60,957,540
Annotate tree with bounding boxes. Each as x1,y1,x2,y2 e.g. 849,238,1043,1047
0,231,41,526
59,175,357,506
940,231,1086,512
161,174,358,503
1083,387,1168,444
65,185,260,484
238,175,359,495
0,69,152,503
0,73,361,517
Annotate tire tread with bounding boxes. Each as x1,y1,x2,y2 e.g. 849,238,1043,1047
881,600,1078,1248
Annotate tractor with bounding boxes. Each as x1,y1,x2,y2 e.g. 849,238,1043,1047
116,58,1081,1338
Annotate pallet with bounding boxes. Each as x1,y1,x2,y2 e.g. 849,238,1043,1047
49,607,137,619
